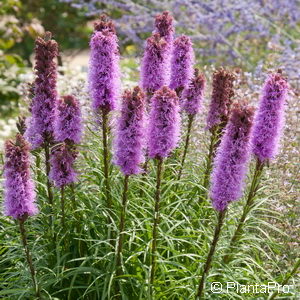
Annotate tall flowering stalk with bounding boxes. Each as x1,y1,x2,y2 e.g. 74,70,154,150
113,87,145,285
25,32,58,208
89,16,120,236
50,95,82,227
3,134,41,298
169,35,195,97
141,33,170,101
147,86,180,292
154,11,174,44
177,69,205,180
196,103,254,299
201,68,235,201
222,71,288,264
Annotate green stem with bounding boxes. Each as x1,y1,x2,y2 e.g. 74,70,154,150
222,159,264,264
116,175,129,277
195,210,226,299
150,158,164,295
19,216,42,299
177,115,194,181
61,186,65,229
44,142,53,206
101,109,113,243
268,258,300,300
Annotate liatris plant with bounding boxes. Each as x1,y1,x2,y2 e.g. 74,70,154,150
54,95,82,145
169,35,195,97
201,68,235,201
3,134,41,298
52,95,82,227
196,103,254,299
141,33,170,101
113,87,145,286
222,71,288,264
89,16,120,235
49,144,78,226
25,31,58,208
147,86,180,292
178,69,205,180
154,11,174,44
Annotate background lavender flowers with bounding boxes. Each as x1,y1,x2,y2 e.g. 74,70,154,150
89,24,120,112
114,87,145,175
25,32,58,148
210,104,254,211
54,95,82,144
169,35,194,95
148,86,180,159
182,69,206,115
3,134,37,219
206,68,235,131
252,72,288,162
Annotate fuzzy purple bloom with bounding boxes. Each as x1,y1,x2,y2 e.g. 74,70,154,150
210,104,255,211
25,32,58,148
169,35,195,94
54,95,82,144
49,144,78,188
141,33,171,98
89,22,120,112
154,11,174,43
3,134,38,219
114,87,145,175
252,72,288,162
182,69,205,115
148,86,181,159
206,68,236,131
93,14,116,34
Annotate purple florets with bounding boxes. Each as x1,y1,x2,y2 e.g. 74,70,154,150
49,144,78,188
182,69,206,115
54,95,82,144
154,11,174,43
210,103,255,211
141,33,171,98
25,32,58,148
148,86,181,159
89,22,120,112
169,35,195,95
114,87,146,175
3,134,38,219
252,72,288,162
206,68,236,131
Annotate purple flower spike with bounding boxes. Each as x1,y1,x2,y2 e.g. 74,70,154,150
148,86,181,159
170,35,195,94
182,69,206,115
141,33,171,98
3,134,38,219
252,72,288,162
25,32,58,148
114,87,146,175
206,68,236,131
49,144,78,188
94,14,116,34
154,11,174,43
89,23,120,112
210,103,255,211
54,95,82,144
